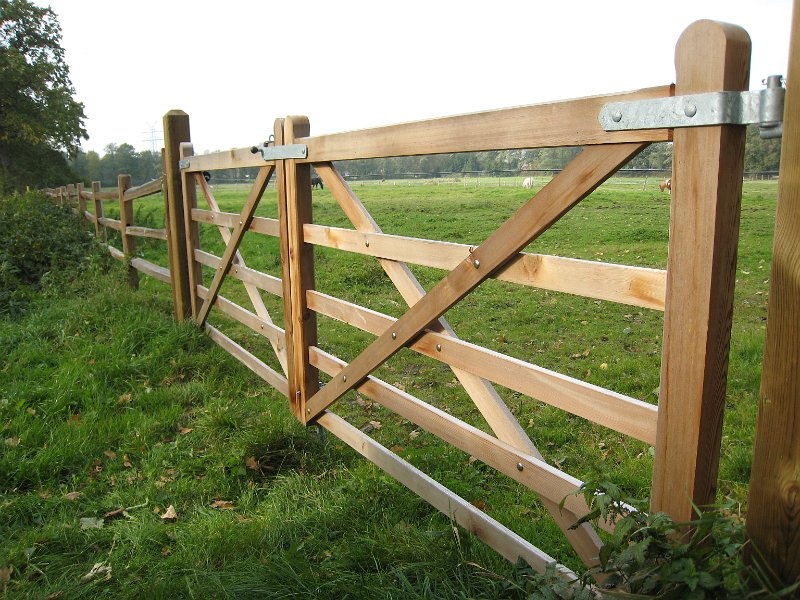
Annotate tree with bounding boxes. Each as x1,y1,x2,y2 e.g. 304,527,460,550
0,0,87,191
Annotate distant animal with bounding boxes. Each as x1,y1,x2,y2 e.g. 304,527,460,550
659,178,672,193
522,176,534,189
203,171,211,183
311,176,324,189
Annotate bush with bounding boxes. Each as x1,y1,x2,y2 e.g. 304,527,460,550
0,191,96,315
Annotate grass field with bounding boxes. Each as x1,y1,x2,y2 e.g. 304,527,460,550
0,176,776,597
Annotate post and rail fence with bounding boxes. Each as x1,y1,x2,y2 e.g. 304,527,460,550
43,17,800,587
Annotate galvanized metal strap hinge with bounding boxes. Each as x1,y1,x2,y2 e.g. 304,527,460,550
600,75,785,139
249,142,308,161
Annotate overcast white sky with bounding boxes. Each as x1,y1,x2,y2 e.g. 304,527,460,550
44,0,793,156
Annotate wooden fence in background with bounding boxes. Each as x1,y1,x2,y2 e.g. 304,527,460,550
46,17,800,586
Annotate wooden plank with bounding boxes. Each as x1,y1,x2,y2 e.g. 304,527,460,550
303,87,670,162
131,258,171,283
204,324,289,397
92,181,106,241
83,211,97,223
316,410,577,578
117,174,139,290
304,143,647,420
195,172,288,375
126,226,168,240
98,217,122,231
277,117,319,420
746,0,800,584
107,245,124,261
180,146,270,172
308,290,657,444
304,222,666,310
195,165,274,326
123,177,163,201
180,142,205,320
651,21,750,520
195,250,283,297
197,285,285,348
96,191,118,201
191,209,280,237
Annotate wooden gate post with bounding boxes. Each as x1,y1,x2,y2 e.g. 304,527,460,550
651,20,750,520
117,174,139,290
179,142,203,321
276,116,319,422
163,110,193,322
91,181,106,242
746,0,800,585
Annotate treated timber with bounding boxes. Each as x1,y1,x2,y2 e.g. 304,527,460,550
746,0,800,584
195,249,283,297
179,146,270,172
130,258,171,283
197,286,285,349
123,177,163,201
307,290,657,444
314,163,603,566
180,143,205,319
304,143,647,420
302,87,670,162
303,222,666,310
91,182,106,241
191,209,280,237
126,226,168,240
317,410,577,578
651,20,750,520
117,174,139,290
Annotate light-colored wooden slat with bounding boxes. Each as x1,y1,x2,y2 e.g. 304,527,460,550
304,222,666,311
747,0,800,583
314,163,603,566
95,191,118,200
308,290,657,444
195,250,283,297
83,211,97,223
131,258,171,283
311,348,593,522
651,20,750,521
118,174,139,290
204,324,288,397
126,226,168,240
123,177,163,201
315,410,577,578
302,87,670,162
92,182,106,242
197,286,285,348
79,190,93,200
304,143,647,420
180,147,271,172
179,142,205,320
98,217,122,231
195,173,288,375
107,245,124,261
191,208,280,237
195,165,274,326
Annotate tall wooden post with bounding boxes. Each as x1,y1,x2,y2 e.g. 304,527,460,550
746,0,800,585
91,181,106,242
66,184,75,212
276,116,319,422
179,142,203,321
76,183,86,223
651,20,750,520
117,174,139,290
163,110,192,322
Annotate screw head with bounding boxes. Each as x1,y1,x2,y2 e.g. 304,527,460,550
391,332,397,340
516,462,524,472
436,344,442,352
342,375,347,382
684,103,698,118
473,259,481,269
611,110,623,123
365,240,370,248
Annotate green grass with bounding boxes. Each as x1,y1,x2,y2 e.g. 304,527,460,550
0,176,776,597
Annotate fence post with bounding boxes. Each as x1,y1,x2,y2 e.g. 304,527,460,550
92,181,106,241
179,142,203,321
76,182,86,223
162,110,192,322
276,116,318,422
66,184,74,211
650,20,750,521
746,0,800,585
117,174,139,290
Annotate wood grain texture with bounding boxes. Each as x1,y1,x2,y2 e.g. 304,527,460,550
651,20,750,520
117,174,139,290
179,143,204,320
746,0,800,584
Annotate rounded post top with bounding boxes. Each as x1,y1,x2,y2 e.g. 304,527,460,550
675,19,751,92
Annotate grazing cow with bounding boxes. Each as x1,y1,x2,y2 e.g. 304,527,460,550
311,176,324,190
659,178,672,193
522,176,534,189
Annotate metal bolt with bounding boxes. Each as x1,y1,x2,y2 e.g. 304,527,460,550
611,110,623,123
391,332,397,340
436,344,442,352
307,408,311,414
342,375,347,382
239,220,243,226
516,462,524,472
684,103,698,118
473,259,480,269
365,240,370,248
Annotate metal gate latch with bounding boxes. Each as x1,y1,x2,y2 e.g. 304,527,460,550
599,75,785,139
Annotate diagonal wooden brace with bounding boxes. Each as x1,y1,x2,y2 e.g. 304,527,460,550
195,165,274,327
304,142,647,420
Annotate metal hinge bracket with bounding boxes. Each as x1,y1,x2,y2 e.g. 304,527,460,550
599,75,785,139
249,142,308,161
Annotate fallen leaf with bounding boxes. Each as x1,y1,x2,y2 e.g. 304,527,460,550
600,363,609,370
26,407,36,416
471,499,487,511
79,517,104,530
178,427,193,435
368,420,382,430
210,499,234,510
4,437,19,447
103,450,117,460
64,491,81,501
80,562,111,583
46,591,64,600
0,566,12,582
244,456,259,471
117,393,132,405
160,546,172,557
409,429,421,440
104,508,125,520
160,505,177,522
122,454,132,469
67,413,80,424
360,422,376,434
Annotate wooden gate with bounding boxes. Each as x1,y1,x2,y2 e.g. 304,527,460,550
167,20,751,576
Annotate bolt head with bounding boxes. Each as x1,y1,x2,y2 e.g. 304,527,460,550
473,259,481,269
611,110,623,123
684,103,698,118
516,462,524,472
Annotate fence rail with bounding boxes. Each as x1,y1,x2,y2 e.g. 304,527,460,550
41,17,800,588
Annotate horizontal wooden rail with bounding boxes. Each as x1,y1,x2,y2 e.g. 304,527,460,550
192,209,280,237
308,289,658,444
194,249,283,297
131,258,171,283
126,226,168,240
107,245,124,261
98,217,122,231
83,210,97,223
180,147,271,172
304,224,667,310
95,191,118,201
123,177,163,202
197,285,285,347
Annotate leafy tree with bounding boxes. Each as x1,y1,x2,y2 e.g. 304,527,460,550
0,0,87,191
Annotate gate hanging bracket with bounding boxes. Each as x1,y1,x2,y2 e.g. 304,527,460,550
249,140,308,161
599,75,785,139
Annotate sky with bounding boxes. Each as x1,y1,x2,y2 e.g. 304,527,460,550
43,0,794,156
